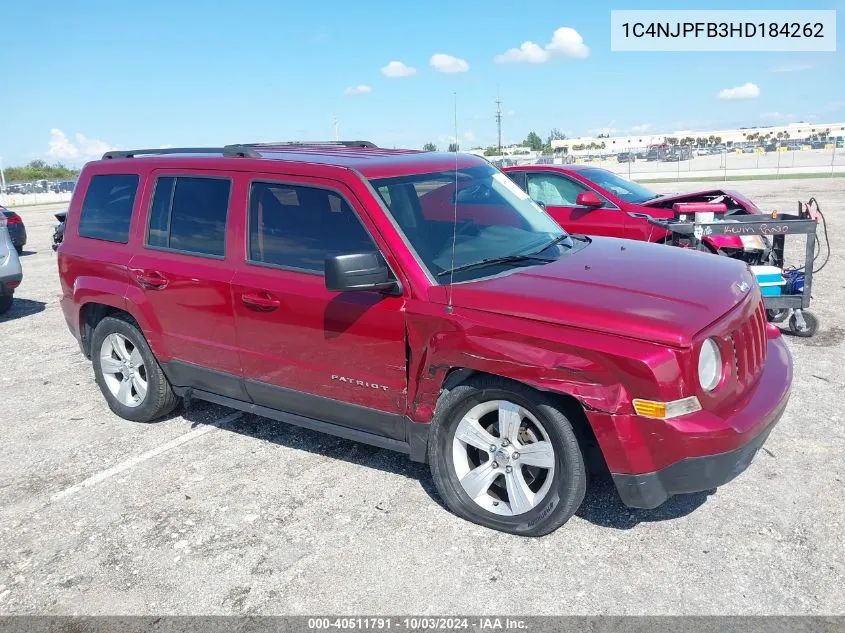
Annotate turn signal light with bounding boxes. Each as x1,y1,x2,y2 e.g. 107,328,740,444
633,396,702,420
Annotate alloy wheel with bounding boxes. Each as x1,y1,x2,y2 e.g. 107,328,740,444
99,333,148,408
452,400,555,516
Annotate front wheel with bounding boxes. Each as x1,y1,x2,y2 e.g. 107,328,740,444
428,376,587,536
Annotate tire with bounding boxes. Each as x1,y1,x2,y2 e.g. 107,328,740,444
0,294,12,315
91,314,179,422
789,311,819,338
14,245,23,255
428,376,587,536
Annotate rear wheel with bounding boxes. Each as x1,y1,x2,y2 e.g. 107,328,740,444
767,308,789,323
91,315,179,422
0,294,12,315
428,376,587,536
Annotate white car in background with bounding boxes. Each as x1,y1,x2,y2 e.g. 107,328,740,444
0,212,23,315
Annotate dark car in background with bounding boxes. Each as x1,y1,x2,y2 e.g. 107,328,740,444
616,151,636,163
0,207,27,254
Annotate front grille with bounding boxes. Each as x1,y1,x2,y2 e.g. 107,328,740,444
728,300,768,388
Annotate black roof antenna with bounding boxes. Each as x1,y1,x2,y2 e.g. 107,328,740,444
446,92,459,315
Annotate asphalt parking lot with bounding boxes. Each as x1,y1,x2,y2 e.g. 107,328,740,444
1,177,843,615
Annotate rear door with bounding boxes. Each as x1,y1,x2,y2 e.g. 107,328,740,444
230,175,407,440
127,170,245,400
523,171,626,237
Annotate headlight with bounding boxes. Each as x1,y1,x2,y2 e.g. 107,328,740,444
698,338,722,392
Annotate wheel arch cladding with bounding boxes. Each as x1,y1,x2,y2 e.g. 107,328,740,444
79,301,155,359
437,368,606,474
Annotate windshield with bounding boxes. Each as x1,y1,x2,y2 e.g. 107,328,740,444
578,167,658,204
371,164,569,283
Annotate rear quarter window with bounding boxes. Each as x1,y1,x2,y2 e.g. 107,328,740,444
78,174,140,243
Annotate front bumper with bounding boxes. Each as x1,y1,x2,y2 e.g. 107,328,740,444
588,335,792,509
612,398,786,508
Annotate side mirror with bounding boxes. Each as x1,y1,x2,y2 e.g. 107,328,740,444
325,252,400,294
575,191,604,209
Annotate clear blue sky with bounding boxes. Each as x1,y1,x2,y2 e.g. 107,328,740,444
0,0,842,165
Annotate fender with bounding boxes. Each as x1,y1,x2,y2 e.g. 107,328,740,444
404,305,685,423
73,276,167,360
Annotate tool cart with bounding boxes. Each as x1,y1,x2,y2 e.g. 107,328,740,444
645,208,824,337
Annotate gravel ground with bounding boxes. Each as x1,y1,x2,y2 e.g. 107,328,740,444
0,178,843,615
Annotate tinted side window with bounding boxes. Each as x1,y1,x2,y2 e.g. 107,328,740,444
147,176,230,257
78,174,139,243
248,182,376,273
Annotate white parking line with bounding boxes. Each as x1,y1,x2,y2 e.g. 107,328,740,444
50,411,243,502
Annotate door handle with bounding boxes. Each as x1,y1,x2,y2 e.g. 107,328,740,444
241,291,280,311
131,269,169,290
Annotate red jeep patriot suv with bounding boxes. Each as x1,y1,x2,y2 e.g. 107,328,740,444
58,142,792,536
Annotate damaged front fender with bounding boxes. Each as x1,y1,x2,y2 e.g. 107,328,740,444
404,303,686,423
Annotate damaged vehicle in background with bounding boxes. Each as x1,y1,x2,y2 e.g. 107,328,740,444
503,164,773,266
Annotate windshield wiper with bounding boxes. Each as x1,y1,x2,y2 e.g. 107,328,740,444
527,233,572,254
436,252,555,277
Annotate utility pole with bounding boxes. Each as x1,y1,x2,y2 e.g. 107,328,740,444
495,90,502,155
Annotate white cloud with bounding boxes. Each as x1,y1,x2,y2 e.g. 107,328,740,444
770,63,811,73
762,112,794,120
47,128,113,161
344,84,372,96
495,26,589,64
546,27,590,58
381,61,417,78
463,130,475,142
718,82,760,100
630,123,652,133
494,42,551,64
430,53,469,73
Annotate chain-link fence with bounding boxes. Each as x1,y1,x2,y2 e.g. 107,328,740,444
536,143,845,181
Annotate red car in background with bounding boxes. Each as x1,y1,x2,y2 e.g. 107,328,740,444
503,165,770,264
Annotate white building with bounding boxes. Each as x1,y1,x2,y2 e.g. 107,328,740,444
551,121,845,155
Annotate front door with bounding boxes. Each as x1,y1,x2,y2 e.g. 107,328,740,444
524,171,627,238
230,176,408,440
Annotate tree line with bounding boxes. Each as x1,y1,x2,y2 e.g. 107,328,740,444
2,160,80,183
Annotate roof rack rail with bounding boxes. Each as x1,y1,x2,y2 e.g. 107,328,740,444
234,140,378,149
102,146,260,160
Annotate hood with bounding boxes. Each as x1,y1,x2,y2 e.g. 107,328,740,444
445,237,755,347
641,189,760,213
